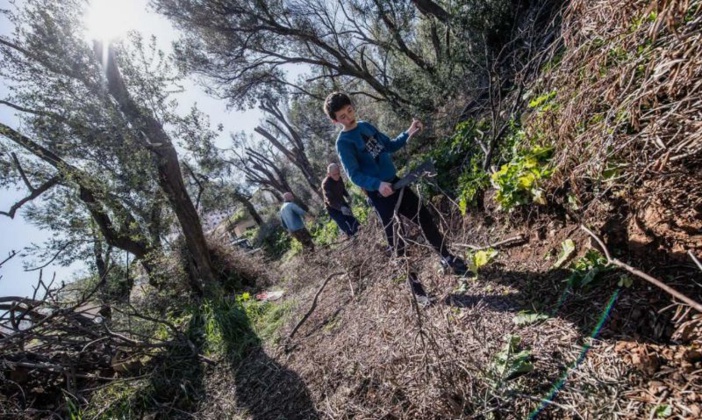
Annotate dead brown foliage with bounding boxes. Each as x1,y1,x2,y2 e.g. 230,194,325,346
0,276,194,418
191,201,698,419
527,0,702,256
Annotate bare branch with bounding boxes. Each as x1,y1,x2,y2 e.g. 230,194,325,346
0,174,60,219
581,225,702,313
689,250,702,272
455,235,527,251
286,271,346,347
23,241,74,272
0,250,18,268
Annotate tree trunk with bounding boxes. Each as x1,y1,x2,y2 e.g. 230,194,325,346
411,0,451,23
97,42,217,296
233,191,264,225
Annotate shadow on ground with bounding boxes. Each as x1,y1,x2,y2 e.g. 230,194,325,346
217,301,318,419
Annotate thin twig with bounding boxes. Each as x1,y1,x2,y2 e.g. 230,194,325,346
689,250,702,272
581,225,702,313
286,271,345,345
0,250,18,268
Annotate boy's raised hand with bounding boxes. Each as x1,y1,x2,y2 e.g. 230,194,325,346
407,118,423,137
379,181,394,197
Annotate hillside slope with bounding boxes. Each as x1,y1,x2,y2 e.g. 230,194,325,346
194,1,702,418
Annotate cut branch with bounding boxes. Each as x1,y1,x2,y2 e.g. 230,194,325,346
689,250,702,272
455,235,527,250
581,225,702,313
286,271,345,346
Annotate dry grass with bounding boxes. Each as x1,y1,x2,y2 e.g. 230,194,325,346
192,195,700,419
527,0,702,256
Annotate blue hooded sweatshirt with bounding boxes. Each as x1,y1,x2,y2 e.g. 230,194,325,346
336,121,409,192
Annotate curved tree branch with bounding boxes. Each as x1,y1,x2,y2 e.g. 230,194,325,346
581,225,702,313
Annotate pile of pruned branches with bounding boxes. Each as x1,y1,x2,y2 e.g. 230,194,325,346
0,270,197,418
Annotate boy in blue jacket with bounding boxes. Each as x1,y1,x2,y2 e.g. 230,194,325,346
324,92,468,301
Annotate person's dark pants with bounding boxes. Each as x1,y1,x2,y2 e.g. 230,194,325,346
367,186,449,258
290,228,315,251
327,207,359,237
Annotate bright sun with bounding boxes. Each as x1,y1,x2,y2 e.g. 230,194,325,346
84,0,133,42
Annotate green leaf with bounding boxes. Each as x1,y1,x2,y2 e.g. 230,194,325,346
552,239,576,268
491,334,534,381
472,249,498,270
523,156,538,169
517,172,536,189
617,275,634,288
513,311,549,326
653,404,671,418
580,266,603,287
456,281,468,293
567,194,580,210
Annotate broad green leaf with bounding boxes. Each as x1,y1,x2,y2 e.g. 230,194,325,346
492,335,534,381
517,172,536,189
523,156,538,169
472,249,498,270
653,404,671,418
513,311,549,326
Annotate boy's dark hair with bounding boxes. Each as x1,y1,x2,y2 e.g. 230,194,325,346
323,92,352,120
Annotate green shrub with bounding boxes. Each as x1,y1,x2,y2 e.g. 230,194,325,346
242,219,296,260
418,119,489,195
457,154,490,214
310,214,340,246
347,185,373,224
491,144,553,210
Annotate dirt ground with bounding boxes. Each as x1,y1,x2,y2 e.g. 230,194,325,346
197,201,702,419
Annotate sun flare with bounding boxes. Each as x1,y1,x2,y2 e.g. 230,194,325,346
84,0,133,42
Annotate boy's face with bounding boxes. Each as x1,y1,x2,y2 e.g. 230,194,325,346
333,105,356,129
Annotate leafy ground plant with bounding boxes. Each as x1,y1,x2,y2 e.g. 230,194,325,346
490,335,534,384
491,145,553,210
566,249,610,288
469,248,499,273
552,239,576,268
311,215,340,246
455,248,497,292
513,311,550,327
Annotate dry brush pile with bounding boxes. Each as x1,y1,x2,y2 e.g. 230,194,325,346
527,0,701,256
246,202,701,419
0,275,200,418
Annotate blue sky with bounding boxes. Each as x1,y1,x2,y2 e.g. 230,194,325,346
0,0,264,297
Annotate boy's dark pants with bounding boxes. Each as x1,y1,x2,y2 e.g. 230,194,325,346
327,207,359,236
366,186,449,259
